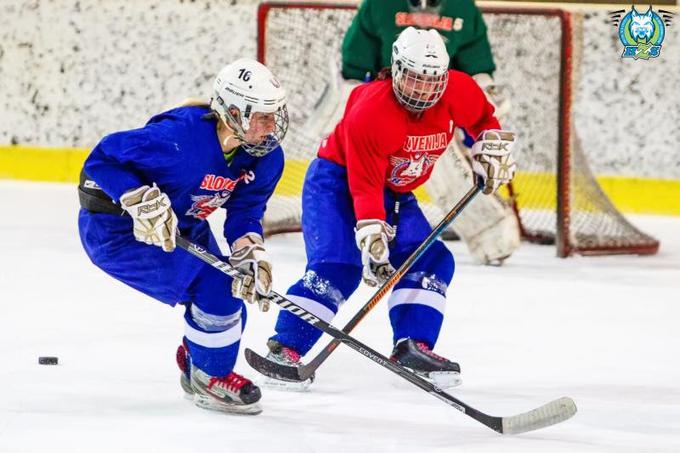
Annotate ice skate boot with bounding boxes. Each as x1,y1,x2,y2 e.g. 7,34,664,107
259,339,314,392
176,341,262,414
390,338,462,389
189,365,262,415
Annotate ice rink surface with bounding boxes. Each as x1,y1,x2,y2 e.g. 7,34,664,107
0,181,678,453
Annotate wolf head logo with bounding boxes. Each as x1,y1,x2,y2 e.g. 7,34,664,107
630,6,654,42
611,5,672,59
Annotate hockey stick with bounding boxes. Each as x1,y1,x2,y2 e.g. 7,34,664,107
246,182,482,382
176,235,577,434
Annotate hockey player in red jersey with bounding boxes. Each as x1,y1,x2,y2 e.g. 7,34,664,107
262,27,517,388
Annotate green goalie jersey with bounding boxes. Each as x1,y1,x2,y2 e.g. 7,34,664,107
341,0,496,81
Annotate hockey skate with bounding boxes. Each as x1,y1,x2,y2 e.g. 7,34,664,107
256,340,314,392
175,342,262,415
390,338,462,389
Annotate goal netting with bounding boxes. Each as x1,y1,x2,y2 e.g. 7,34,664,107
257,3,659,257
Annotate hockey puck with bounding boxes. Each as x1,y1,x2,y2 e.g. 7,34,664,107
38,356,59,365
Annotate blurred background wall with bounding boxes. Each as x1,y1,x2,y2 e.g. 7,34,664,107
0,0,678,212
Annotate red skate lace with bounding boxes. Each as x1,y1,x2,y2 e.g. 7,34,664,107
415,342,446,362
282,347,301,364
208,372,251,393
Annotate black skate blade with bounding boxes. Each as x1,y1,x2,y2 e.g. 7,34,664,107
244,348,304,382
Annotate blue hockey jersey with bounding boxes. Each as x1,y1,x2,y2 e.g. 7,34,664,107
83,105,284,245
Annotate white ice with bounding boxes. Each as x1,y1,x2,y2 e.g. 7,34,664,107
1,180,679,453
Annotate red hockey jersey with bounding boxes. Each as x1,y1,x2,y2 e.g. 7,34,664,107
318,69,500,221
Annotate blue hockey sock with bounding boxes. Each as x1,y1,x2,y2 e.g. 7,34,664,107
182,303,244,377
271,263,361,355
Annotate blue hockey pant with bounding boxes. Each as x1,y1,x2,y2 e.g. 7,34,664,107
79,211,246,377
270,158,455,355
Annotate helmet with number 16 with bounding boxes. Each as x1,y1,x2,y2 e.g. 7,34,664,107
210,58,289,157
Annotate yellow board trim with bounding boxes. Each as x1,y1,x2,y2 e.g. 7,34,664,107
0,145,90,183
2,146,679,216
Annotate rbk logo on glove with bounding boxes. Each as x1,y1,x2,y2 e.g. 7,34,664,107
136,197,168,216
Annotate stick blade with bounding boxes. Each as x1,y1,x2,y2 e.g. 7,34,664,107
502,397,577,435
244,348,304,382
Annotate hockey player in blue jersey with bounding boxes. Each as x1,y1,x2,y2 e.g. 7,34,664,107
78,58,288,415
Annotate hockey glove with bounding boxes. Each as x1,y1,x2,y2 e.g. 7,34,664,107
472,73,512,121
229,233,272,312
471,130,517,195
355,219,396,287
120,184,177,252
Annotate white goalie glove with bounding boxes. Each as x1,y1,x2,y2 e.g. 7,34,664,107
229,233,273,312
472,73,511,121
471,130,517,195
120,184,177,252
355,219,396,287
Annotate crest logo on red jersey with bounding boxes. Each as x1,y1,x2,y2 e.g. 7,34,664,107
387,132,448,186
389,153,440,186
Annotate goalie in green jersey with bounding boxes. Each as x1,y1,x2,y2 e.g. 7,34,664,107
342,0,497,91
306,0,510,137
342,0,510,119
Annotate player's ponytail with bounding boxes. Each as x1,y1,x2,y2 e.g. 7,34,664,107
376,67,392,81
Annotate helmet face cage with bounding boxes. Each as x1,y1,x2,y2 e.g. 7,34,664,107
213,99,289,158
392,65,448,112
239,105,289,157
406,0,443,12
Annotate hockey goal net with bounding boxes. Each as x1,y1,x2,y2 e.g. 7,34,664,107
257,2,659,257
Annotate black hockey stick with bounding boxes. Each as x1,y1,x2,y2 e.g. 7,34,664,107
246,182,481,382
176,235,577,434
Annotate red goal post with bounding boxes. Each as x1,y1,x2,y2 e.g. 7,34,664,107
257,2,659,257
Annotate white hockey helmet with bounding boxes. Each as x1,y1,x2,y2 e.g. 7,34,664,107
210,58,288,157
391,27,450,112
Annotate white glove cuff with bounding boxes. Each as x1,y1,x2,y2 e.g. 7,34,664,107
354,222,385,249
250,246,271,266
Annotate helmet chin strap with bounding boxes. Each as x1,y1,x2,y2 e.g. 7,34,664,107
222,134,242,148
217,116,246,152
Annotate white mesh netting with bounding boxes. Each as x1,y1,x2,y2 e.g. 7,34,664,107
259,4,658,256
